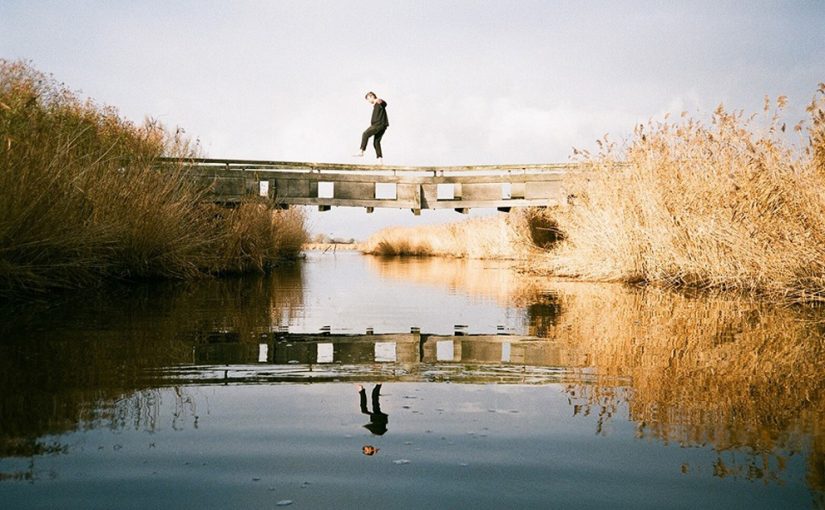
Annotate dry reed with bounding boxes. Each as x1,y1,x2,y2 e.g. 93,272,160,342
0,60,307,295
541,86,825,302
360,210,543,259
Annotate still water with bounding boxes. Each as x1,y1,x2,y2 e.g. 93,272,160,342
0,252,823,509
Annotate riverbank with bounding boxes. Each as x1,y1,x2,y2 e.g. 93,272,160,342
0,60,308,296
362,88,825,303
360,209,557,259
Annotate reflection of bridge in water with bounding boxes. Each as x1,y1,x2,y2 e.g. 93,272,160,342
179,329,589,385
195,330,571,367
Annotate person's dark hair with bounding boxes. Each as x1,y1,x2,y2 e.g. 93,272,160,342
365,91,377,99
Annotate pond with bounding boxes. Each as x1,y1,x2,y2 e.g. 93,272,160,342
1,252,823,509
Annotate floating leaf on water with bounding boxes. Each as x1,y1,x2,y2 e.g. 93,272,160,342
276,500,293,506
392,459,411,465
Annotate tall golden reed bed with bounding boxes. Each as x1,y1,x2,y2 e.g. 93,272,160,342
0,60,307,294
547,87,825,301
360,208,549,259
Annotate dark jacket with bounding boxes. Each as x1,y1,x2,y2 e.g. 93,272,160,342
370,100,389,128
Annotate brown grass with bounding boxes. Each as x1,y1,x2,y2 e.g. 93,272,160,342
0,60,307,295
360,210,544,259
537,86,825,302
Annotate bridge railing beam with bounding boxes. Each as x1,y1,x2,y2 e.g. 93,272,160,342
160,157,573,211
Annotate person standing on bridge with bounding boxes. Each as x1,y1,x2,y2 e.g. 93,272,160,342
354,91,388,164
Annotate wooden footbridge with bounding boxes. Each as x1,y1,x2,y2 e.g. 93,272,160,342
160,157,574,214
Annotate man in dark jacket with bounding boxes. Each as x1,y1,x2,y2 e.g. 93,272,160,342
354,91,388,164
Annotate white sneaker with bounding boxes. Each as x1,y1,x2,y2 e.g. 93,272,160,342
376,158,383,166
353,151,364,157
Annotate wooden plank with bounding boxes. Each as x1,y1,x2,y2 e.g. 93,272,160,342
158,156,581,173
210,176,245,195
459,183,508,201
274,178,310,199
335,181,376,200
187,168,566,185
420,184,437,208
395,183,421,208
184,158,568,209
424,198,554,209
278,197,420,209
525,181,563,200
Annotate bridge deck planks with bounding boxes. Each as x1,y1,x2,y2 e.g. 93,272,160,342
160,157,574,211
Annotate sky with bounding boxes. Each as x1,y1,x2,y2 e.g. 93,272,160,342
2,1,824,239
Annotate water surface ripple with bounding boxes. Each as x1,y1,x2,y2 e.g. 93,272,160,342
1,252,823,509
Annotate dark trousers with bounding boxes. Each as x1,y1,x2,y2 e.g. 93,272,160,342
361,125,387,158
359,384,388,435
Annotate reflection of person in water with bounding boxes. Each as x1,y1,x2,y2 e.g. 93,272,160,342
357,384,388,436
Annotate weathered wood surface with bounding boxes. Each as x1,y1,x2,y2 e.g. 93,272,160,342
158,157,575,212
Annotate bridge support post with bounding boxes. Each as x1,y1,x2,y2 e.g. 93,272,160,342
497,207,511,213
411,208,421,216
318,205,331,212
454,208,470,214
366,207,374,214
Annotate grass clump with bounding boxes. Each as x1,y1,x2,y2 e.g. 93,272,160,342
543,86,825,302
0,60,307,295
360,212,541,259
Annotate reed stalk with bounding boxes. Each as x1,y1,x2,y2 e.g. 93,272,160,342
542,86,825,302
0,60,307,295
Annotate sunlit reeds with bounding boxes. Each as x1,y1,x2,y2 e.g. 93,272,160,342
361,210,541,259
540,86,825,302
0,60,307,294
